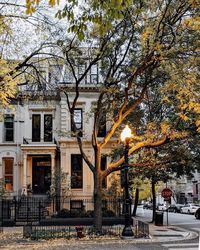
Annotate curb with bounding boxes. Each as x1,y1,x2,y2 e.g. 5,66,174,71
149,226,199,243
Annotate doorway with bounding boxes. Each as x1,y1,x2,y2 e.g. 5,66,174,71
32,157,51,194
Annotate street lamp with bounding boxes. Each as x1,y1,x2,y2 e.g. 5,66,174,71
120,125,134,237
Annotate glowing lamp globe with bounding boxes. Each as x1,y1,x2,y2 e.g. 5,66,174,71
120,125,132,143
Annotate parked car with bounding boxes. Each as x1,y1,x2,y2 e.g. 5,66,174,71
157,203,174,212
143,202,153,210
157,204,184,213
195,208,200,219
180,204,200,214
167,204,177,212
174,204,185,213
168,204,185,213
157,203,168,211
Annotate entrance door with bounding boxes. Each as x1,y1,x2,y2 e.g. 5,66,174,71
32,157,51,194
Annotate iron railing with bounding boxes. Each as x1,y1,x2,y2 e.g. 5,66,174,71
23,225,122,240
133,218,149,238
1,196,125,226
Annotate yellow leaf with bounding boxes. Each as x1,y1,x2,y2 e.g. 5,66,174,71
179,113,189,121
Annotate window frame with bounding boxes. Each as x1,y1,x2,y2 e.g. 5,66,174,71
49,64,63,84
97,113,106,137
44,114,53,142
63,66,74,84
71,109,83,137
3,158,14,191
32,113,53,142
70,200,83,210
4,114,14,142
32,114,41,142
71,154,83,189
78,63,87,84
90,64,98,84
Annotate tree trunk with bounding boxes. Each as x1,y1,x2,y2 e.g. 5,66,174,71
151,179,156,223
93,174,103,233
93,147,103,234
132,187,139,217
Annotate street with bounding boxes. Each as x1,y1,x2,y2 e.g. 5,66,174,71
136,206,200,232
134,207,200,250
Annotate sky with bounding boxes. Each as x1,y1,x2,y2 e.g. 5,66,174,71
0,0,69,59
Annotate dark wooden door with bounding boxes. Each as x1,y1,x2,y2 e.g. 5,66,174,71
32,158,51,194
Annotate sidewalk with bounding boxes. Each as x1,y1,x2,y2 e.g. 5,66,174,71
0,223,198,249
148,223,198,242
134,208,198,242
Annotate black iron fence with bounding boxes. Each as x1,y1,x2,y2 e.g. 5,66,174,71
0,198,2,233
23,225,122,240
1,196,47,226
133,218,149,238
1,196,125,226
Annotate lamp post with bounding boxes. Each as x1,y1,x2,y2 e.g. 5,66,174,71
121,125,134,237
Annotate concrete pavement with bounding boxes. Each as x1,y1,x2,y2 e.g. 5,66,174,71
148,223,198,242
0,222,198,246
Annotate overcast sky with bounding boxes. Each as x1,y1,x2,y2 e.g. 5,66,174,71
0,0,70,59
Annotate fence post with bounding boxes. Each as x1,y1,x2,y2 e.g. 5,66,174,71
26,197,29,224
118,198,120,216
38,200,41,222
134,219,138,237
1,198,3,226
52,196,55,214
14,196,17,223
0,196,2,232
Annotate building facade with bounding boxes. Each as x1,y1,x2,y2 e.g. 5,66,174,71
0,70,113,202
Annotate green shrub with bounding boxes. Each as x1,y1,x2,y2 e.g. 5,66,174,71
55,208,115,218
84,210,94,217
102,209,116,217
56,209,71,218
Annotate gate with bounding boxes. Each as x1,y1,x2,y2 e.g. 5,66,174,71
1,196,50,226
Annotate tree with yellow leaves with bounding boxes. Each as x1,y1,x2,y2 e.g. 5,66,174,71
0,16,18,110
0,1,66,112
23,0,199,232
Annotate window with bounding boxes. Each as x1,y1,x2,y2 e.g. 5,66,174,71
70,200,83,210
38,67,47,80
32,114,41,142
90,64,98,84
71,154,83,189
97,114,106,137
71,109,83,137
4,158,13,191
78,63,86,84
44,115,52,142
4,114,14,142
37,67,47,90
63,67,74,84
32,114,53,142
101,156,107,188
49,65,62,84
